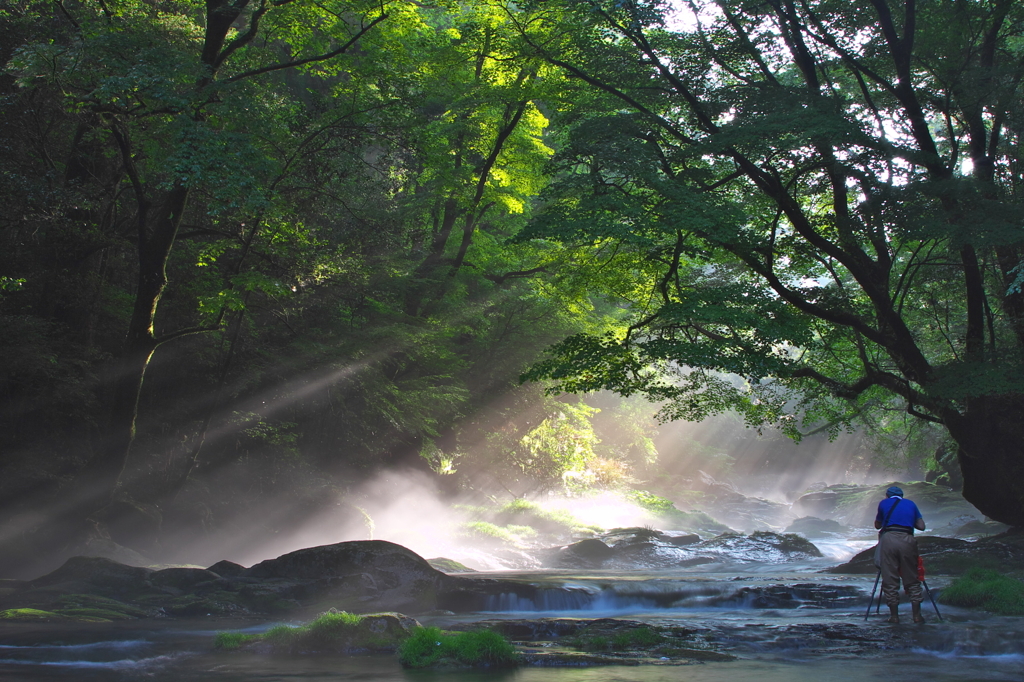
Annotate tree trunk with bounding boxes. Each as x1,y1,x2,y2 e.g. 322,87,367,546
946,394,1024,527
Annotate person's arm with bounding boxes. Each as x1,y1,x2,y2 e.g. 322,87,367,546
914,503,925,531
874,519,882,530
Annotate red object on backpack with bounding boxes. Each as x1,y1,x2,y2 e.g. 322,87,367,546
917,556,926,581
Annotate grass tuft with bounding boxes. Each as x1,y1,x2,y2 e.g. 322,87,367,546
398,626,518,668
938,567,1024,615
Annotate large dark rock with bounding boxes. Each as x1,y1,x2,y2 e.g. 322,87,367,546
29,556,153,592
4,540,460,618
246,540,441,584
795,482,981,528
698,531,822,561
827,530,1024,574
207,560,246,577
150,568,221,591
245,540,452,613
785,517,848,537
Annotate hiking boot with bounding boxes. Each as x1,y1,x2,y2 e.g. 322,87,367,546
912,602,924,624
887,604,899,624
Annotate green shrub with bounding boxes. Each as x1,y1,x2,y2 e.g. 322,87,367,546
214,632,260,650
939,568,1024,615
398,626,518,668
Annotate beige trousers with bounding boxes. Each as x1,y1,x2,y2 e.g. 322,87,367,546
879,530,922,606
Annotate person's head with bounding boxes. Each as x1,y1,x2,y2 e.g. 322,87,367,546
886,485,903,498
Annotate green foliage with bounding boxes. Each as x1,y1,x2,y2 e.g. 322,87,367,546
625,490,729,533
513,0,1024,513
939,568,1024,616
397,626,518,669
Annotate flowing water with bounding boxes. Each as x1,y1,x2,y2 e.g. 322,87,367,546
2,568,1023,682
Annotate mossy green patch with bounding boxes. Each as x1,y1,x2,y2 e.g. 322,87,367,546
568,626,663,651
938,567,1024,615
398,626,518,668
55,594,148,619
461,521,524,546
214,632,261,650
0,608,60,620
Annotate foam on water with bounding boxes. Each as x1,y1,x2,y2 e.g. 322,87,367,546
2,654,183,669
0,640,149,651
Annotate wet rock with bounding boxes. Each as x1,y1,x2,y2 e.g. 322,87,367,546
793,488,844,516
711,583,864,609
427,557,476,573
798,481,982,528
565,539,615,560
149,567,221,592
29,556,153,592
785,516,848,537
246,540,438,583
245,540,449,612
454,618,586,640
207,560,246,577
541,539,615,569
699,531,822,561
438,578,594,612
828,530,1024,574
662,533,700,546
953,520,1010,537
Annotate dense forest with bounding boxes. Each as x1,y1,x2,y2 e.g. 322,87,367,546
2,0,1023,577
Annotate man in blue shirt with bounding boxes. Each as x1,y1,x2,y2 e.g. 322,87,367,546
874,485,926,623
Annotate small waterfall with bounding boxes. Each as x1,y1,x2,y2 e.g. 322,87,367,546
475,579,866,612
484,587,596,611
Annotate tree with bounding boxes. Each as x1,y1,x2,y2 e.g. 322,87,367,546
5,0,393,520
515,0,1024,525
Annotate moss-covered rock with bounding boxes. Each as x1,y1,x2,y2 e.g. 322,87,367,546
28,556,154,593
798,482,982,528
245,540,450,613
427,558,477,573
217,611,420,654
150,567,221,591
0,607,61,620
785,517,847,537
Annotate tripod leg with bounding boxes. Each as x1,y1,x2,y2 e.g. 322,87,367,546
865,569,881,621
922,580,943,622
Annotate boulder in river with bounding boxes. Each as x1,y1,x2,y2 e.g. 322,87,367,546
794,481,982,528
785,516,848,537
828,528,1024,574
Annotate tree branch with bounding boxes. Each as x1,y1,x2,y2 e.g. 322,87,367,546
222,13,388,84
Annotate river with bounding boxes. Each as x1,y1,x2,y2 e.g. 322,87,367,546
2,567,1022,682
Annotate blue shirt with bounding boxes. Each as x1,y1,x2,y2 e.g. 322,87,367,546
875,496,923,529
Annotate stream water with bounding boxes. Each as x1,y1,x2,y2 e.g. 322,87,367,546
2,568,1023,682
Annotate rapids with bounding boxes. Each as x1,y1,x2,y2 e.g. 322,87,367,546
2,568,1022,682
